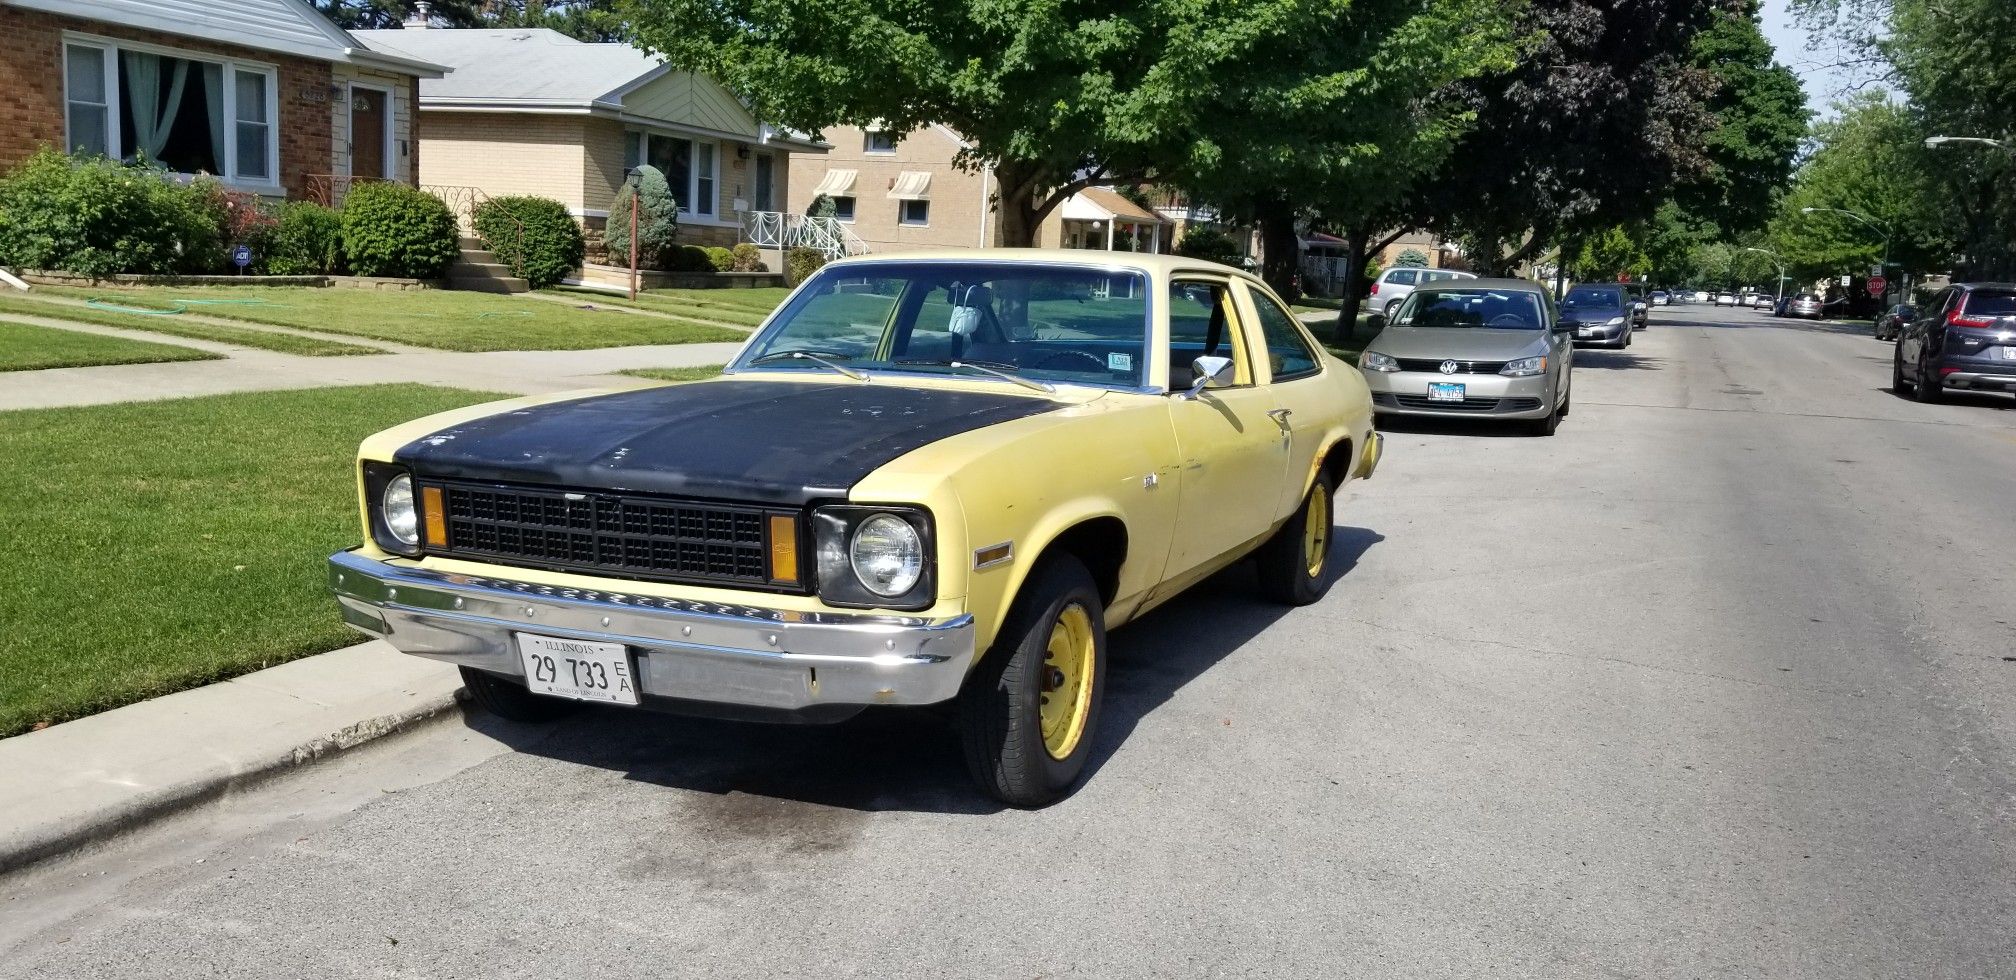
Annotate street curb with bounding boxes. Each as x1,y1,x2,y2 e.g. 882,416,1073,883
0,646,464,877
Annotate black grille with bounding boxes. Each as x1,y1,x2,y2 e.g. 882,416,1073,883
428,481,792,589
1394,358,1507,374
1388,394,1544,413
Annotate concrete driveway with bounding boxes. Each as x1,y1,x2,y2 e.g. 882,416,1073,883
5,302,2015,978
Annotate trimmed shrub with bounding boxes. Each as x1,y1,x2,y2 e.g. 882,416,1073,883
1173,225,1241,267
730,242,764,272
704,246,734,272
785,246,828,285
265,201,345,276
1394,247,1430,268
605,165,679,269
807,194,838,220
340,182,458,279
473,195,585,289
669,244,715,273
0,149,227,276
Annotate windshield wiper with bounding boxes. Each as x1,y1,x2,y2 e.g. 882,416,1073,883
892,357,1056,394
748,349,866,381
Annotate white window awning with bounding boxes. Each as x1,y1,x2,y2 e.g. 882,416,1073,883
888,171,932,200
810,169,858,197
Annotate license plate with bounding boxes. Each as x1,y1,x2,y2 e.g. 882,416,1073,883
516,633,639,705
1427,382,1466,402
1576,327,1595,337
2001,346,2016,361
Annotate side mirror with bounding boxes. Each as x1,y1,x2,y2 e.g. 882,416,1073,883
1365,312,1387,332
1184,355,1236,398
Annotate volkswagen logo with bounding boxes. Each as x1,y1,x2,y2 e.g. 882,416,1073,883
1439,360,1459,375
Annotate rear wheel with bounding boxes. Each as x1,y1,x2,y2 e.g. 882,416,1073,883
1914,355,1942,403
1257,471,1337,606
1384,298,1402,317
460,666,580,723
958,557,1106,808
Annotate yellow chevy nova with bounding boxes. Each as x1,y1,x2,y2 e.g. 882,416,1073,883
330,249,1381,806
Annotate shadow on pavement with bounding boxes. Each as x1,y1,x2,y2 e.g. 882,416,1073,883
463,525,1385,814
1570,349,1664,371
1880,386,2016,411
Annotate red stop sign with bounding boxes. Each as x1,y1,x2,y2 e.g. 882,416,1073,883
1867,275,1888,297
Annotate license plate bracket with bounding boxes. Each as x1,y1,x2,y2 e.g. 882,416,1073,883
1427,382,1466,402
515,633,640,705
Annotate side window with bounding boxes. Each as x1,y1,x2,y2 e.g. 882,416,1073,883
1167,279,1249,390
1388,269,1419,286
1241,284,1321,380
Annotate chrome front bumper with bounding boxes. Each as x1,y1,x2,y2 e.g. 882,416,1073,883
328,551,977,715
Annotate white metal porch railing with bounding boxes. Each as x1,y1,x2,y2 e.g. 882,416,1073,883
741,212,871,260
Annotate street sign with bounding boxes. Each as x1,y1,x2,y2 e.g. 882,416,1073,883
1866,275,1887,297
1840,275,1853,286
231,244,253,269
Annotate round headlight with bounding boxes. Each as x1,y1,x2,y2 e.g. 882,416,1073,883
382,473,419,547
849,514,923,597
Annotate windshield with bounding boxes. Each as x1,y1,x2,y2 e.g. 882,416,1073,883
1394,288,1548,330
1562,287,1624,312
738,262,1152,387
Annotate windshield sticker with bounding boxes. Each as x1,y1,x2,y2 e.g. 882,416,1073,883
1108,352,1133,372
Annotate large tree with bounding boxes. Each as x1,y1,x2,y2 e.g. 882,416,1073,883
619,0,1504,248
1766,94,1954,291
315,1,626,40
1673,1,1808,238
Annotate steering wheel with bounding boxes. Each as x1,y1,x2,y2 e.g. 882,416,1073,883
1488,314,1529,328
1031,350,1111,373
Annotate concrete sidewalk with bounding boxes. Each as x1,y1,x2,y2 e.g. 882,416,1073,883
0,641,461,874
0,310,746,410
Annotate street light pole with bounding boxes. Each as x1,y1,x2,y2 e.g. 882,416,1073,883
623,168,641,302
1741,247,1787,304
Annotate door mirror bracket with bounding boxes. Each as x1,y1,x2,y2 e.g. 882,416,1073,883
1182,355,1236,399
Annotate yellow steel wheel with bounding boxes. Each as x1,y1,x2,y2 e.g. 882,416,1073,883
1039,602,1097,760
1302,480,1331,579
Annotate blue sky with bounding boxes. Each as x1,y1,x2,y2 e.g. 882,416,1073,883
1759,0,1884,119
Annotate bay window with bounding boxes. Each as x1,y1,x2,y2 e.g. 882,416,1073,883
624,129,721,217
62,37,279,187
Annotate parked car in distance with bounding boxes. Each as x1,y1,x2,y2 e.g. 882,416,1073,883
1895,282,2016,403
1747,293,1773,308
1786,293,1825,319
1651,290,1670,306
327,250,1382,807
1620,282,1650,328
1558,283,1634,349
1694,290,1712,303
1874,303,1917,341
1715,292,1738,306
1369,266,1478,317
1358,278,1573,435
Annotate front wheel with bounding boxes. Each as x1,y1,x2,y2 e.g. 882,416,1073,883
958,557,1106,808
1892,348,1912,393
1529,393,1562,436
1257,470,1337,606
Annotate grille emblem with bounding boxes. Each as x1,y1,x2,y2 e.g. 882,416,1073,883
1440,360,1459,375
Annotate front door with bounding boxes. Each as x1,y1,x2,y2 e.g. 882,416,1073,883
1162,278,1291,578
754,154,774,211
350,86,387,181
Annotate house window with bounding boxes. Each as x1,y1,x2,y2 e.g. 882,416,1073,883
627,129,719,216
899,199,929,226
61,39,278,186
864,130,897,154
831,196,856,222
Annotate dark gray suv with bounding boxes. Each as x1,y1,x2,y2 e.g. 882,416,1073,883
1893,283,2016,403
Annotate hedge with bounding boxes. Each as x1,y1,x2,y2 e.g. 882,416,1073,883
786,246,828,285
731,242,764,272
0,150,226,276
264,201,345,276
606,165,679,269
474,195,585,289
340,182,459,280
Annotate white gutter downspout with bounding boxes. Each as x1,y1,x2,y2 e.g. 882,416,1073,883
978,162,993,248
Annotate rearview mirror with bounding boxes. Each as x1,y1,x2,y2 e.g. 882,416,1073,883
1184,355,1235,399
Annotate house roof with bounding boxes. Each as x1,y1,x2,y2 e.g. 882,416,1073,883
1061,187,1169,225
3,0,448,75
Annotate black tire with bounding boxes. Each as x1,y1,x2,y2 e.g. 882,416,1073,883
1256,470,1338,606
1559,383,1572,417
1530,393,1562,436
459,665,581,723
1892,348,1912,393
958,556,1106,808
1913,355,1942,403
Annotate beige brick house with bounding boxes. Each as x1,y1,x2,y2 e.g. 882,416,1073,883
0,0,444,199
354,27,826,249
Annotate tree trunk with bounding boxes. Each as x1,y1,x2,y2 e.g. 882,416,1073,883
1335,226,1370,345
1256,197,1300,301
990,162,1047,247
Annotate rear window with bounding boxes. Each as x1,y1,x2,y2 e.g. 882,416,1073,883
1963,291,2016,316
1563,287,1623,310
1386,269,1420,286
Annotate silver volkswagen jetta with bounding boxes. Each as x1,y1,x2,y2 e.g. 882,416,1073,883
1356,278,1573,436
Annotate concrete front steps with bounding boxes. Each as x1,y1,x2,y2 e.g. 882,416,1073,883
447,236,530,294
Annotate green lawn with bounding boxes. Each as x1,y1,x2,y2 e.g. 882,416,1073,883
0,384,505,736
0,319,222,371
39,285,747,352
617,364,727,382
545,285,788,328
0,293,381,356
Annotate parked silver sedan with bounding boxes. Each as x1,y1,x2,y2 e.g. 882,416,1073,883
1357,278,1573,436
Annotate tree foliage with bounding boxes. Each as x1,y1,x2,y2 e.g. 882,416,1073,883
1674,2,1808,239
604,165,679,269
1765,95,1953,284
313,1,627,40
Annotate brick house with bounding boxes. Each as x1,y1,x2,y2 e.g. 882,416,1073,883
353,27,827,250
790,124,1169,254
0,0,446,199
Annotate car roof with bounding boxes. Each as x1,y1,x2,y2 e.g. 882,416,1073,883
1413,277,1548,294
1956,282,2016,291
825,248,1247,280
1566,282,1625,291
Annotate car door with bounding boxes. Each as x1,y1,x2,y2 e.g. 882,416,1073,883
1163,277,1291,578
1903,288,1950,367
1235,280,1331,517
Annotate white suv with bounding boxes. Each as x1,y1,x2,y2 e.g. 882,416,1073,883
1370,267,1478,316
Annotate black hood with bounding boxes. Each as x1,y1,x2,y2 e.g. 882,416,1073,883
394,380,1060,505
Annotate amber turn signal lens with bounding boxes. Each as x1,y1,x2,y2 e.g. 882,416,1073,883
421,485,447,547
768,514,799,584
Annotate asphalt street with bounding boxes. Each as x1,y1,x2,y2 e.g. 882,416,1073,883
6,302,2015,978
